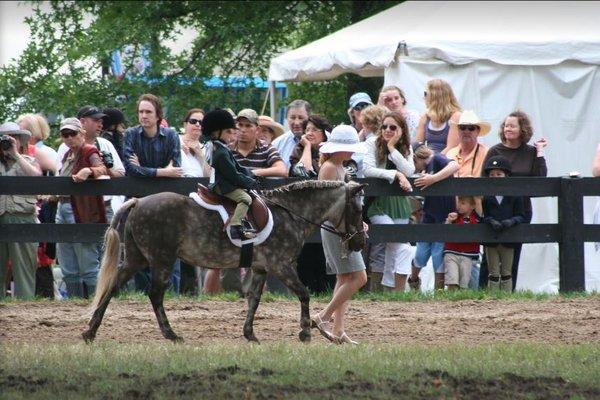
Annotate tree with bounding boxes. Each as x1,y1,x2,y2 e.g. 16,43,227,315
287,1,399,124
0,1,399,132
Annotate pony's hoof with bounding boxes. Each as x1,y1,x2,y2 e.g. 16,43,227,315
82,331,95,344
171,336,184,343
165,333,184,343
299,330,311,343
245,334,261,344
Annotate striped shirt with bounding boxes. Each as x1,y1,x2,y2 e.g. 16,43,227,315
230,140,282,170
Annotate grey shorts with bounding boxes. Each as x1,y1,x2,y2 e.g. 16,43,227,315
444,253,473,288
321,228,366,275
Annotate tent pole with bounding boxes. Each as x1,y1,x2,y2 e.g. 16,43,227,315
269,80,277,120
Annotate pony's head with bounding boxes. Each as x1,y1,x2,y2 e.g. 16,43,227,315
329,181,368,252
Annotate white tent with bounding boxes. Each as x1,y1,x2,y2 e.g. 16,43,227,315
269,1,600,292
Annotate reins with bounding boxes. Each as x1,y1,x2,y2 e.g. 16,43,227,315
256,185,364,243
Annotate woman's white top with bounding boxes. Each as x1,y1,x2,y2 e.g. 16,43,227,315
362,136,415,183
178,136,210,178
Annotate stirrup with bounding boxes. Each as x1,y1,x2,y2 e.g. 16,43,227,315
230,225,257,240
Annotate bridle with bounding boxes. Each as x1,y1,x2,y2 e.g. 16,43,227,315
257,185,366,245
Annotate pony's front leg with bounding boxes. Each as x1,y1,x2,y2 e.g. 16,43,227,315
244,269,267,343
270,264,311,343
149,266,183,343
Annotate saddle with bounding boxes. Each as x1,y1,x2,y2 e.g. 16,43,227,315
196,184,269,232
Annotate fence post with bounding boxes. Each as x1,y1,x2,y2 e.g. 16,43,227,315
558,177,585,292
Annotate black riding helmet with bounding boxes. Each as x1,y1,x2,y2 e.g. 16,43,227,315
202,109,236,140
483,155,512,176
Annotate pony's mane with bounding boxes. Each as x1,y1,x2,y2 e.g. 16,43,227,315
261,180,345,197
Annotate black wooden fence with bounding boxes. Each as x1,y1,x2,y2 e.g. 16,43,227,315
1,176,599,292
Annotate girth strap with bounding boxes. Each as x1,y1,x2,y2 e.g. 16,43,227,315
239,242,254,269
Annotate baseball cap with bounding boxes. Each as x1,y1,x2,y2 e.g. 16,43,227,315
348,92,373,109
236,109,259,125
60,117,83,131
102,108,126,129
77,105,106,119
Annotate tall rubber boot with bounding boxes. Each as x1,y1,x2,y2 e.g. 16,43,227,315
66,281,84,298
369,272,384,293
500,275,513,293
487,276,500,292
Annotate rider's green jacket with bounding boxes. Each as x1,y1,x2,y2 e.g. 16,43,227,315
209,140,257,194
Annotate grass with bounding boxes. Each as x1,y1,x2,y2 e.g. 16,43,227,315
2,288,597,304
1,342,599,399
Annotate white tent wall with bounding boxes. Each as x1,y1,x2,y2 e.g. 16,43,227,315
385,58,600,292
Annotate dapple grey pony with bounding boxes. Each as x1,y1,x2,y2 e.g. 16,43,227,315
83,180,366,343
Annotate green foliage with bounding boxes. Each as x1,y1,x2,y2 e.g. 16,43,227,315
0,0,398,134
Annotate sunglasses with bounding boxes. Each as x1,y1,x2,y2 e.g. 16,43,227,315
423,91,428,97
60,129,79,137
187,118,203,125
458,125,478,132
353,103,369,111
382,124,399,132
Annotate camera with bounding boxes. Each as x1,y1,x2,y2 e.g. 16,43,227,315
0,135,12,151
99,150,114,169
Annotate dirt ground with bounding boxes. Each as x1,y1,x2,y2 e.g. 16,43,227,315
2,297,600,345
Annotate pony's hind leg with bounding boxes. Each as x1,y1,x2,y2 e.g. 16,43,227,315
243,269,268,343
148,265,183,343
270,263,311,342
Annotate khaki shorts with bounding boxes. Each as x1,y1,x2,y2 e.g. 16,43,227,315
444,253,473,288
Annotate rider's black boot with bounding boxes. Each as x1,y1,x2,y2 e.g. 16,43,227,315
230,225,256,240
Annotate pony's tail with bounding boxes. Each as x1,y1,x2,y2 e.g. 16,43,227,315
90,198,138,312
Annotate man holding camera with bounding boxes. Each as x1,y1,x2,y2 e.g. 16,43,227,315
57,106,125,221
0,122,42,299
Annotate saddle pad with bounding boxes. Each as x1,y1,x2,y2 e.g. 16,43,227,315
189,192,274,248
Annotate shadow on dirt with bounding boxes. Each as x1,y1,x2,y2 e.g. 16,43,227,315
2,367,599,399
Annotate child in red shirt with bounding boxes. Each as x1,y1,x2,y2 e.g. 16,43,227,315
444,196,481,290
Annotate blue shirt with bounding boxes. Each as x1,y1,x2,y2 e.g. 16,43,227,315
271,130,300,168
423,153,455,224
123,125,181,177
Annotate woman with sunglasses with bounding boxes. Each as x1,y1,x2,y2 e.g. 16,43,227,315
180,108,211,178
55,118,108,298
416,79,462,155
289,114,331,178
363,111,415,291
177,109,212,296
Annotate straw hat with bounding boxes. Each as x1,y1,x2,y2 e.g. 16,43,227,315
257,115,285,139
451,110,491,136
319,124,364,154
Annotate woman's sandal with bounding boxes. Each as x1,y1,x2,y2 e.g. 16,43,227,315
310,313,336,343
333,332,359,345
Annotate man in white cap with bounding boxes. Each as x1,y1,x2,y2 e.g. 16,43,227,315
232,109,287,177
0,122,42,299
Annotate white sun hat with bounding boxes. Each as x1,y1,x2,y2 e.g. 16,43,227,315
450,110,491,136
319,124,365,154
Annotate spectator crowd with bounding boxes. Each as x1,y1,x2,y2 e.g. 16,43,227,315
1,79,563,301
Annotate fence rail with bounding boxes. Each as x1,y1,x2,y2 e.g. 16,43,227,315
1,176,599,292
